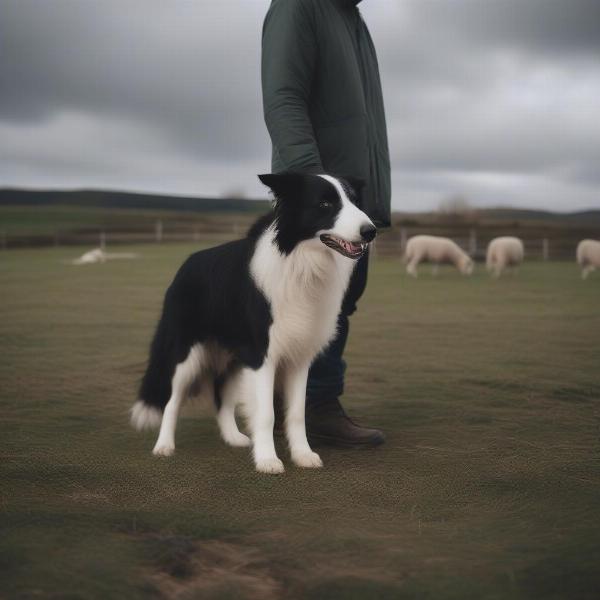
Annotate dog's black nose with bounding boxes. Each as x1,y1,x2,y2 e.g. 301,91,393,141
360,224,377,243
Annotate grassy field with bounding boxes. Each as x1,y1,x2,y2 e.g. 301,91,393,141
1,244,599,599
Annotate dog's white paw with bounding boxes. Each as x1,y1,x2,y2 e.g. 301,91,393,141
223,431,251,448
152,443,175,457
292,450,323,469
255,457,285,474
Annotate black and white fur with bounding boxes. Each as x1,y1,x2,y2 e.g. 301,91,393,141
130,173,376,473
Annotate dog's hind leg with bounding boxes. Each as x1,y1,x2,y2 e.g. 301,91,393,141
216,373,251,448
283,363,322,468
153,344,204,457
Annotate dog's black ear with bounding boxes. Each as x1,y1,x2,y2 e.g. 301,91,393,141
258,173,304,200
339,175,366,195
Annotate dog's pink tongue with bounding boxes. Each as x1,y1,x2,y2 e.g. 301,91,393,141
331,236,362,255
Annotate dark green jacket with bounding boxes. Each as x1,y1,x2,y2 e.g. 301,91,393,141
262,0,391,226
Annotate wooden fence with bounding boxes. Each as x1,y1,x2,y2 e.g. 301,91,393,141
1,218,597,261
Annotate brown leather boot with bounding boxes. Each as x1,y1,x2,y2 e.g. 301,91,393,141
305,398,385,448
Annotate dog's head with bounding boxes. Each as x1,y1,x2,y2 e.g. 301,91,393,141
258,172,376,258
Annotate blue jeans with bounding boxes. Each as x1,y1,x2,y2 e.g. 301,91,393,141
306,251,370,407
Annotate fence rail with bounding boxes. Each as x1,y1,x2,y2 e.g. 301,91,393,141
1,219,597,260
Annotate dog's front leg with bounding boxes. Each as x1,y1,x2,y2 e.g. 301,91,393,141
251,361,284,474
284,364,323,468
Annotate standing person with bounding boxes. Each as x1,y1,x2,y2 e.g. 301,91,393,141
261,0,391,447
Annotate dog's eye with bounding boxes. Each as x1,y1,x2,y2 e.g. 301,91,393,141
319,201,333,210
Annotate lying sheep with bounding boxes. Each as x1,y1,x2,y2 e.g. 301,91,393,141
72,248,107,265
70,248,140,265
576,239,600,280
404,235,474,277
486,236,524,277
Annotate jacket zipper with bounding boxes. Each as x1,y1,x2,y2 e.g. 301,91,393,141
354,9,377,211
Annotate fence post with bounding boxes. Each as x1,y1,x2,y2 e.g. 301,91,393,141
100,231,106,250
469,228,477,257
155,220,163,243
542,238,549,261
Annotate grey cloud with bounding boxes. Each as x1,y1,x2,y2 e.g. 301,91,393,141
415,0,600,56
1,0,599,211
0,1,267,160
361,0,600,207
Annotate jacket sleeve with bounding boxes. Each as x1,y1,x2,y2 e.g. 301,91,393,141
261,0,323,172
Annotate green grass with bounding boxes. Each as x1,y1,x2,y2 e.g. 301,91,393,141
1,245,599,599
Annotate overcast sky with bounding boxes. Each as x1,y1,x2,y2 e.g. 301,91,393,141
1,0,599,212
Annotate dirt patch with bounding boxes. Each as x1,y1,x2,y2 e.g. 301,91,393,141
144,532,400,600
147,536,284,600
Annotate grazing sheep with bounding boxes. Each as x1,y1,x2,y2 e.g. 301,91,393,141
404,235,473,277
486,236,524,277
576,239,600,280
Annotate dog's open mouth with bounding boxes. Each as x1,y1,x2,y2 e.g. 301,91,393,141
320,234,368,259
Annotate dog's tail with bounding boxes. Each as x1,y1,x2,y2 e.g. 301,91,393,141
130,315,175,431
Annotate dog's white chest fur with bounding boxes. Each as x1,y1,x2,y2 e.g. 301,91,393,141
251,227,355,366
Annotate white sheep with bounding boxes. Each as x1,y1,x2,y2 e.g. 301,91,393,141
70,248,140,265
72,248,107,265
404,235,474,277
576,239,600,280
486,236,524,278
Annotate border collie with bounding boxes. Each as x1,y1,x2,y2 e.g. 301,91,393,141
130,173,376,473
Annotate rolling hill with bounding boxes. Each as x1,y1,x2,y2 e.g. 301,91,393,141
0,188,270,213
